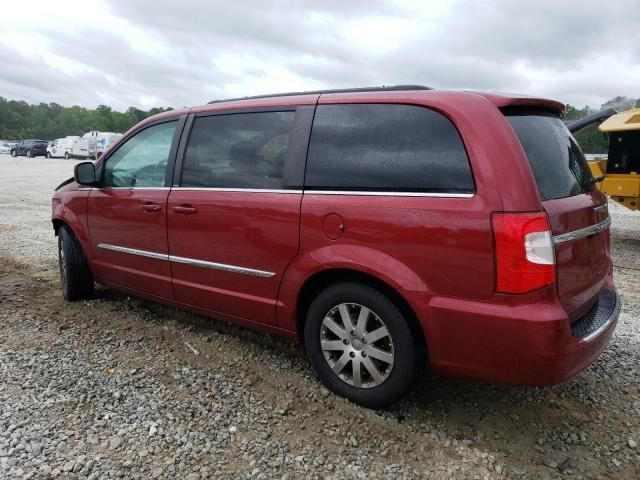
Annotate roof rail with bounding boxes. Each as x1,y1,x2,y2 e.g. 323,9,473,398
207,85,433,104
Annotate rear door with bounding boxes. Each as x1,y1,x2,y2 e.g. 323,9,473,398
166,107,313,325
506,111,611,321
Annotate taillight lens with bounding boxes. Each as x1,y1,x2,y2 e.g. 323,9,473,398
492,212,555,294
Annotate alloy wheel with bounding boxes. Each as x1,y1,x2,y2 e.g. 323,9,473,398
320,302,394,388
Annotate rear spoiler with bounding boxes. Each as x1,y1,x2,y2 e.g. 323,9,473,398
568,108,619,134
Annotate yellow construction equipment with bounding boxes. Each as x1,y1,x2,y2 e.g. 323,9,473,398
570,108,640,210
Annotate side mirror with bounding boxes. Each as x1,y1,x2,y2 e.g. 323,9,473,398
74,162,97,186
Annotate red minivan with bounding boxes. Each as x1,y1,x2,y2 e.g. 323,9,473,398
52,86,619,407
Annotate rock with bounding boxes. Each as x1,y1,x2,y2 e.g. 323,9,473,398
558,457,575,473
38,465,52,475
109,437,124,450
629,439,637,449
543,456,558,469
152,468,164,478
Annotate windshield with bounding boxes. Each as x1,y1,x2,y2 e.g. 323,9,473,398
505,110,594,201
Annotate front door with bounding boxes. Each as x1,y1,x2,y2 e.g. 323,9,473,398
87,119,181,299
167,109,308,325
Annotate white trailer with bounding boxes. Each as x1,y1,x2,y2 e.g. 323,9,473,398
71,131,123,159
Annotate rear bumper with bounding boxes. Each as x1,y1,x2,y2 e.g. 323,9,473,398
569,287,619,341
404,286,620,385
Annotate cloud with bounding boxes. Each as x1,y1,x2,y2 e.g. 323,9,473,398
0,0,638,110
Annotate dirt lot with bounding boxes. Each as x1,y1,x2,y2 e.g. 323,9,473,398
1,154,639,479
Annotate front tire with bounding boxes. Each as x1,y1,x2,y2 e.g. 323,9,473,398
58,225,94,300
26,149,32,158
64,151,70,159
46,152,51,158
304,282,420,408
11,150,17,157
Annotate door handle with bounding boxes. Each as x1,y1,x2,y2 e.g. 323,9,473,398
173,205,198,215
141,204,162,212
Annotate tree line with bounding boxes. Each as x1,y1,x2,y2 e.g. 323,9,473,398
0,97,172,142
0,95,638,153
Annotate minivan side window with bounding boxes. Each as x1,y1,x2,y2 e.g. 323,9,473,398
305,104,475,193
181,111,295,189
103,121,177,188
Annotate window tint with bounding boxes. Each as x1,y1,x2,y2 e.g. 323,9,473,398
305,104,474,193
103,121,177,188
505,111,593,200
181,111,295,189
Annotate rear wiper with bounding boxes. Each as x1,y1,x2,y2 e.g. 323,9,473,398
586,175,605,186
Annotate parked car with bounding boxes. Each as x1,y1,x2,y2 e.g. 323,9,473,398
0,142,11,154
52,86,619,407
10,139,49,157
47,136,81,159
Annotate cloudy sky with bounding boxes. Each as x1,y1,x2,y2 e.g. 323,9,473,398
1,0,639,111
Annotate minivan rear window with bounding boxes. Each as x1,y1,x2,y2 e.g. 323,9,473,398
505,111,594,201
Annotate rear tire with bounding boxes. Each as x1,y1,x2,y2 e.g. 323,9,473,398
304,282,420,408
11,150,17,157
46,152,51,158
58,225,94,301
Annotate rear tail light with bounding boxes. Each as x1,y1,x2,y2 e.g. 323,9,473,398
492,212,555,294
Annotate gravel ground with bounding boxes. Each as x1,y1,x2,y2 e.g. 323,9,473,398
0,154,639,479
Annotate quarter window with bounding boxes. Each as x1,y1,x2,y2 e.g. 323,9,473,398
103,121,177,188
305,104,474,193
181,111,295,189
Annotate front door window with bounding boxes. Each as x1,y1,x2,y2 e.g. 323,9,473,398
103,121,177,188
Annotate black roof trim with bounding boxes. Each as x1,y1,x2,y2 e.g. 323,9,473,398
207,85,433,104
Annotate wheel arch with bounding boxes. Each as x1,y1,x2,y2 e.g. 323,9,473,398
294,268,428,361
51,211,94,261
52,218,66,236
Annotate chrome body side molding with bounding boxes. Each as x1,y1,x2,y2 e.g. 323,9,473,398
97,243,169,261
96,243,275,278
168,255,275,278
